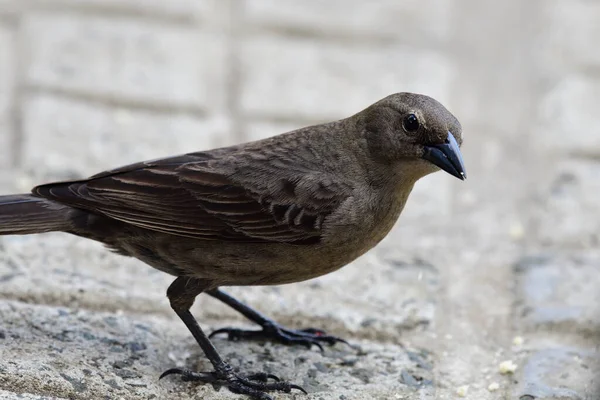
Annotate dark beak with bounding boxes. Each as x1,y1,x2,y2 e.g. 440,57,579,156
422,132,466,180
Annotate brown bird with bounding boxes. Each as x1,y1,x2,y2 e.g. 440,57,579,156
0,93,465,399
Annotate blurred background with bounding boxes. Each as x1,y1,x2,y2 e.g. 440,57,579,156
0,1,598,399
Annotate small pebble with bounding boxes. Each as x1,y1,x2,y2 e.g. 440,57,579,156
498,360,518,374
488,382,500,391
512,336,524,346
456,385,469,397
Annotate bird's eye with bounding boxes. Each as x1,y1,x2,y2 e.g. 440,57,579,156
402,114,420,133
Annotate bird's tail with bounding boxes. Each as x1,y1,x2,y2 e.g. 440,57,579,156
0,194,72,235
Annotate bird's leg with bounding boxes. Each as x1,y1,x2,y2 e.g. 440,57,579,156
207,288,350,351
160,277,306,399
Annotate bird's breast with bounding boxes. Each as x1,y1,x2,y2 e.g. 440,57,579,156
322,183,414,262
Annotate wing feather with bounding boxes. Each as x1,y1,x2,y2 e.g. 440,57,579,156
33,151,351,245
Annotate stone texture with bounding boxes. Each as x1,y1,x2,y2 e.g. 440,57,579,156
0,233,173,316
36,0,215,19
0,1,18,15
514,346,599,399
0,25,14,168
23,13,227,109
0,0,215,19
0,391,62,400
446,0,540,139
538,0,600,72
537,76,600,156
240,36,455,121
515,252,600,334
244,0,452,43
512,251,600,399
243,120,302,143
0,287,435,400
20,94,232,180
529,161,600,248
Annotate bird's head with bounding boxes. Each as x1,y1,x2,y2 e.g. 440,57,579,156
361,92,466,181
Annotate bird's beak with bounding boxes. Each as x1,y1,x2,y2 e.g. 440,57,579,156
422,132,467,180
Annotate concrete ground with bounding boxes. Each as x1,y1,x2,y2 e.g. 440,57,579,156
0,1,599,399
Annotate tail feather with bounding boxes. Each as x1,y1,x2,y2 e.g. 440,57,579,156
0,194,72,235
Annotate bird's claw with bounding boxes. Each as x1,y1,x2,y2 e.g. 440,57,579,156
160,367,306,399
246,372,281,382
209,322,350,352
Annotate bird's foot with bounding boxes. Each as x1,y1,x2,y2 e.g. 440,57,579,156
160,366,306,400
209,321,350,352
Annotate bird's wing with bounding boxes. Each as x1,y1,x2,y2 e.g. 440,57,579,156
32,151,351,244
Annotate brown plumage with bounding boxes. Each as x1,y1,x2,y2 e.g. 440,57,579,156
0,93,465,399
